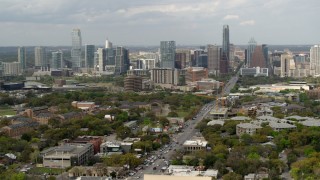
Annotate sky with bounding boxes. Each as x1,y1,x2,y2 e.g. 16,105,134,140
0,0,319,46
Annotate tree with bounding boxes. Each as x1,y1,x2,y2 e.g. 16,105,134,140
116,126,131,140
168,111,179,117
222,172,242,180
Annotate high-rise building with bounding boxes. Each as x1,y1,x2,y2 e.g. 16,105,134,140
97,48,106,72
18,47,26,70
222,25,230,61
51,50,63,69
310,45,320,75
193,49,205,67
115,46,129,74
71,28,82,69
85,45,95,68
2,62,21,76
281,53,293,77
207,45,220,74
246,38,257,67
160,41,176,68
34,46,47,67
151,68,183,85
262,44,269,68
105,39,112,49
251,46,267,68
176,49,191,67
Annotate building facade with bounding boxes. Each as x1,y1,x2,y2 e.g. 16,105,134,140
207,44,220,75
35,46,47,67
310,45,320,76
124,75,142,92
2,62,21,76
160,41,176,68
222,25,230,61
71,28,82,69
85,45,95,68
18,47,26,70
151,68,183,85
246,38,257,67
51,50,63,69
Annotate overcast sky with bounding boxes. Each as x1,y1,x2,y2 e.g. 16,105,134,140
0,0,319,46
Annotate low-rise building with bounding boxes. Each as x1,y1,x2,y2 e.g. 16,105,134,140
124,121,137,129
33,112,56,125
209,108,228,119
72,101,95,111
183,137,208,153
268,122,296,132
41,143,94,168
72,136,103,154
0,122,38,138
236,123,262,136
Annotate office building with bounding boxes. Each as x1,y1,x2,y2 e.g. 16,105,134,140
124,75,142,92
207,45,220,75
18,47,26,70
281,53,294,77
105,39,112,49
85,45,95,68
240,67,268,77
185,67,208,83
310,45,320,75
115,46,129,74
183,136,208,153
97,48,106,72
151,68,183,85
41,143,94,168
175,52,187,69
246,38,257,67
2,62,21,76
160,41,176,68
222,25,230,61
251,46,267,68
176,49,191,67
51,50,63,69
219,52,229,74
71,28,82,69
35,46,47,67
193,49,205,67
197,54,208,68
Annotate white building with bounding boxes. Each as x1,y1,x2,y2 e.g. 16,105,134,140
183,137,208,153
240,67,268,77
2,62,21,76
310,45,320,76
236,123,261,136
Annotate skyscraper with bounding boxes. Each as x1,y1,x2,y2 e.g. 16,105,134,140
222,25,230,61
310,45,320,75
115,46,129,74
251,46,267,68
160,41,176,69
71,28,82,69
18,47,26,70
247,38,257,67
207,44,220,75
105,39,112,49
85,45,95,68
51,50,63,69
34,46,47,67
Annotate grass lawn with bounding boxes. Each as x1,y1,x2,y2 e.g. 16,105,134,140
28,167,65,175
0,108,16,116
176,110,188,118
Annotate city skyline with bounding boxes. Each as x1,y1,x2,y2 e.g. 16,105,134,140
0,0,319,46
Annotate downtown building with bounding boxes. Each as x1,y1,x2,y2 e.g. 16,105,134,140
151,68,184,86
220,25,229,74
85,45,95,69
96,40,129,75
160,41,176,69
71,28,82,70
34,46,47,68
310,45,320,76
207,44,220,75
18,47,26,70
51,50,63,69
2,62,21,76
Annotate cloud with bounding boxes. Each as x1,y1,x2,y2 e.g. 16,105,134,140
223,15,239,20
117,1,220,18
240,20,255,25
